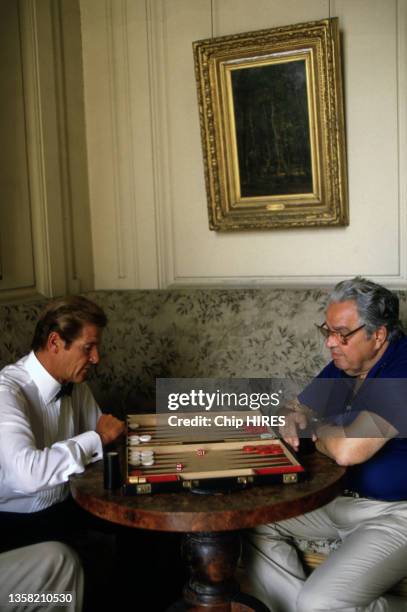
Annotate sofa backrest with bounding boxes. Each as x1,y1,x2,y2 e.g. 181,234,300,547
2,288,406,412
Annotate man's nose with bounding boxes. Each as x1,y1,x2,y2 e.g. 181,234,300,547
89,347,100,364
325,332,339,349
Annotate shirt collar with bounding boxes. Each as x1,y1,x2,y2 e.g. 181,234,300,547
24,351,62,404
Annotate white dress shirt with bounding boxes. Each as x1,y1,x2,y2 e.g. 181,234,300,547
0,351,103,513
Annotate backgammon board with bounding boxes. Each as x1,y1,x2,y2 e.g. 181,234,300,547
124,411,305,495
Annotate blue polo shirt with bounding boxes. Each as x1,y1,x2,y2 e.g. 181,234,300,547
299,335,407,500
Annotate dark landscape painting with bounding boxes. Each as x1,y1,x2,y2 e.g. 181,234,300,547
231,59,313,198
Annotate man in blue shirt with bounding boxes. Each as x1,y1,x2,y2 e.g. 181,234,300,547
245,277,407,611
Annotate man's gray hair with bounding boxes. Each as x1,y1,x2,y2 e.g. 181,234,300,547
328,277,404,341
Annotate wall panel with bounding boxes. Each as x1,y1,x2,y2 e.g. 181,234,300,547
81,0,407,289
0,1,35,293
0,0,94,301
80,0,159,289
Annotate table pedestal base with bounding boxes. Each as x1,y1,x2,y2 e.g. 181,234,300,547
167,531,269,612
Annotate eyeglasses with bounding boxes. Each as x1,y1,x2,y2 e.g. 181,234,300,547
315,323,366,345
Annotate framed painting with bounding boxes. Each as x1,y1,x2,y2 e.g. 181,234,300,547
193,18,348,231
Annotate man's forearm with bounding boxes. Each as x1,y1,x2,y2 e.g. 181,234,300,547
314,422,350,464
314,419,390,466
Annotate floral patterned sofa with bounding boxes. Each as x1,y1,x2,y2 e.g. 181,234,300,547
3,287,407,409
0,288,334,410
1,287,407,594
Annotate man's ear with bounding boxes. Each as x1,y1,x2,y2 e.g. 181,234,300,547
374,325,388,347
47,331,62,353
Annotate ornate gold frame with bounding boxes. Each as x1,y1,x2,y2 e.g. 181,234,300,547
193,19,348,231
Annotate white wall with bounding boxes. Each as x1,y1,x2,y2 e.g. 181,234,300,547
81,0,407,289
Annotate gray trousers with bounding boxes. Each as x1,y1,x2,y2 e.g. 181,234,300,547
0,542,83,611
244,496,407,612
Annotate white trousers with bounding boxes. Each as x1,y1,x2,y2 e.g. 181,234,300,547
0,542,83,612
244,496,407,612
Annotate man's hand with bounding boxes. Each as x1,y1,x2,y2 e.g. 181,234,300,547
96,414,125,446
279,410,311,452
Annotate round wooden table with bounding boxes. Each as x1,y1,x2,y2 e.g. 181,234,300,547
70,452,345,611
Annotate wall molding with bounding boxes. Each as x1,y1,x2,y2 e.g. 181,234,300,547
15,0,87,300
0,0,96,303
105,0,127,281
168,274,407,290
0,0,83,302
19,0,53,297
102,0,140,286
146,0,175,288
51,0,81,294
397,0,407,282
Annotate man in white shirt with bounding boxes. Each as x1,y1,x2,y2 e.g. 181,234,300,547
0,295,125,546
